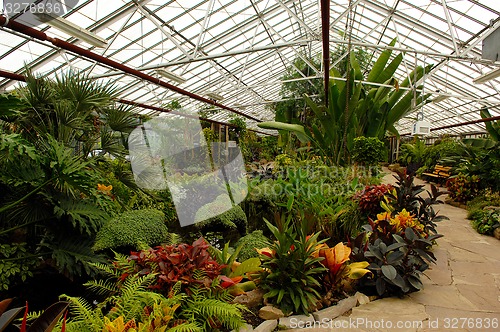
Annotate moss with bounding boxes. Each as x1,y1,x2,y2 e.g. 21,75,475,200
93,209,171,251
194,195,247,234
234,230,271,261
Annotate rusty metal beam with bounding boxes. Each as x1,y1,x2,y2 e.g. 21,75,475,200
0,15,261,123
0,69,273,136
320,0,330,107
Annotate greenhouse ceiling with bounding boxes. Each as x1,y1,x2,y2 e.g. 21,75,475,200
0,0,499,136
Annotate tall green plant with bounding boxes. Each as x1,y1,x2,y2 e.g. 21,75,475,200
259,39,432,165
256,218,327,315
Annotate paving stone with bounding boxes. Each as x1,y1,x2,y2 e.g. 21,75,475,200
450,261,500,285
455,283,500,312
423,305,500,331
279,314,315,329
424,252,453,286
348,298,428,332
312,295,357,321
409,284,478,311
253,319,277,332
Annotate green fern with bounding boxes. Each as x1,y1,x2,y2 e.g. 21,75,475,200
83,279,118,297
166,323,203,332
59,295,104,332
180,284,247,331
109,274,164,320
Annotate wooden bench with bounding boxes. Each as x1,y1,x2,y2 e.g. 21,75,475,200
422,164,452,182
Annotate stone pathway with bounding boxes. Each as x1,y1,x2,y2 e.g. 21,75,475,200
276,169,500,331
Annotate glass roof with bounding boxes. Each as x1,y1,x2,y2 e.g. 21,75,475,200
0,0,499,135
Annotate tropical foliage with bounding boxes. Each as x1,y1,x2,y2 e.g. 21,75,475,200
0,70,140,292
256,219,327,315
259,38,433,165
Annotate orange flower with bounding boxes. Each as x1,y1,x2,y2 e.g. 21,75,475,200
97,183,113,192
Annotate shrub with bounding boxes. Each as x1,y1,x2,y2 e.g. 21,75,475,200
195,196,247,235
446,173,481,203
128,237,224,294
312,242,370,298
93,209,172,252
423,138,461,168
354,184,394,216
470,210,500,235
320,200,365,244
349,211,443,297
352,136,386,166
275,153,293,167
59,253,247,332
234,230,271,261
384,169,448,235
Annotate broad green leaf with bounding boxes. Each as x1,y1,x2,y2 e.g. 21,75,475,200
381,264,397,280
367,37,397,82
231,257,261,277
258,121,310,143
376,53,403,84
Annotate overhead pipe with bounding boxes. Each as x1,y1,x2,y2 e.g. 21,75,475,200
117,98,274,135
320,0,330,107
0,15,261,123
400,115,500,136
0,69,273,136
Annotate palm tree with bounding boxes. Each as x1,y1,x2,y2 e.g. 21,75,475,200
0,69,140,290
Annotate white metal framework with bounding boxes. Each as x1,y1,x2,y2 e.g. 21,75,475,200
0,0,499,135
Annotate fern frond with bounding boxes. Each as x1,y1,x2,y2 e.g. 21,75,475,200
111,251,137,274
170,281,182,297
83,279,118,297
167,322,203,332
109,274,163,320
59,294,103,332
87,262,119,278
187,298,246,330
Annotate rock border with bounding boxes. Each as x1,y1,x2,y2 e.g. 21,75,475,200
233,292,374,332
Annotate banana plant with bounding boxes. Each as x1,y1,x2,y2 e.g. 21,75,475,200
259,38,433,165
462,108,500,148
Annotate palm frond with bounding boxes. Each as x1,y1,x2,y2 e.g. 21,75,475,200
43,234,107,277
53,197,109,235
101,105,140,133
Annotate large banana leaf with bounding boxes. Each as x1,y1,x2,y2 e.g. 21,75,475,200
366,37,397,83
258,121,311,143
481,108,500,142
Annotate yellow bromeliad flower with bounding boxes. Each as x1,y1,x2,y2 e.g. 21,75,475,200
389,209,424,233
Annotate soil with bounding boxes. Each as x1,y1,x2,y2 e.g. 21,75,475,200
242,306,265,328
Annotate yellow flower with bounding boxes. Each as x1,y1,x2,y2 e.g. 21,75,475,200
389,209,424,233
376,212,391,221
